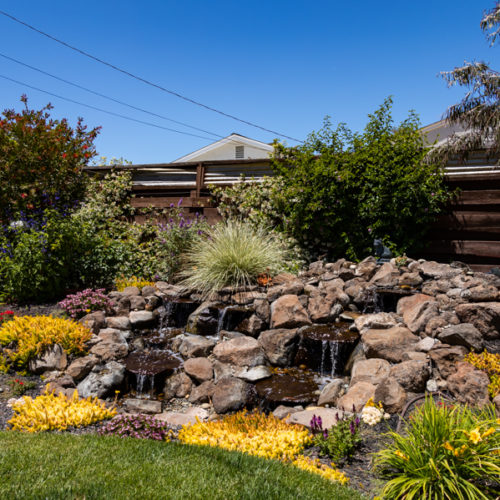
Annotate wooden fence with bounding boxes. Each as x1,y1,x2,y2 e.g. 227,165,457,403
86,156,500,271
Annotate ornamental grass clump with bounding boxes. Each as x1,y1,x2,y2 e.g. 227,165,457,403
0,315,92,372
99,414,174,441
58,288,113,319
178,410,348,484
8,390,116,432
178,220,290,298
374,396,500,500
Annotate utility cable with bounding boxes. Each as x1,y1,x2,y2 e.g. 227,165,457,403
0,51,224,139
0,73,215,141
0,10,302,143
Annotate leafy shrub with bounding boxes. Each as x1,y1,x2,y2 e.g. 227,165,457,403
0,209,90,302
178,410,347,484
98,414,174,441
213,98,453,261
310,413,361,463
75,170,210,284
466,350,500,398
178,220,291,298
0,96,99,219
0,315,92,371
58,289,113,319
8,390,116,432
374,396,500,499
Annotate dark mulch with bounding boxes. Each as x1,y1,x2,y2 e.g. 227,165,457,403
0,301,64,318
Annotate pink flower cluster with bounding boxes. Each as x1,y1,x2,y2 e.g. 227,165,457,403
58,288,113,319
98,414,172,441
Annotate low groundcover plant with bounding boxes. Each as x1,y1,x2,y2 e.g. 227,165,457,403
374,396,500,499
178,410,348,484
99,414,174,441
0,315,92,372
8,390,116,432
58,288,113,319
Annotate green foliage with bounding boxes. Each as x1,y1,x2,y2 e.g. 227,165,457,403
213,99,452,261
178,220,291,298
74,168,210,285
373,396,500,500
0,96,99,219
0,209,86,302
310,413,362,463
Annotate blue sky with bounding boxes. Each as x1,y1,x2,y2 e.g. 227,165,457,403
0,1,498,164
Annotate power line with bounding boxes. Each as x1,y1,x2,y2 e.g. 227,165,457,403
0,52,224,139
0,10,303,143
0,73,216,141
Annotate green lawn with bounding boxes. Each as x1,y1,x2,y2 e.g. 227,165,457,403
0,432,366,500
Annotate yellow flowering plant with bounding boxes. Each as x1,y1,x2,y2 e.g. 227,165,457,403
466,350,500,398
178,410,348,484
115,276,155,292
374,396,500,499
0,315,92,372
8,390,116,432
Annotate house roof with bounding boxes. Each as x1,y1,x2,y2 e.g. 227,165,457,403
172,133,274,163
420,119,465,147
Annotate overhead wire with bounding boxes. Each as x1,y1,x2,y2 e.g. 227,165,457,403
0,73,216,141
0,52,224,139
0,9,303,143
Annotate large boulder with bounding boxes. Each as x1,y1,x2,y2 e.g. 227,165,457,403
447,362,490,407
389,360,430,392
337,381,376,412
428,345,468,379
129,310,156,328
397,294,439,334
90,329,129,361
76,361,125,398
455,302,500,340
350,358,391,386
437,323,484,352
188,380,215,404
270,295,311,329
106,316,132,331
354,312,399,334
176,335,216,358
28,344,67,374
79,311,106,334
362,326,419,363
369,263,400,287
66,355,99,381
212,377,254,413
164,372,193,399
374,377,407,414
213,337,265,367
258,329,298,366
183,357,213,382
317,379,346,407
418,261,461,280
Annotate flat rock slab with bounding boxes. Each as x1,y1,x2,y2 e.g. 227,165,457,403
124,398,162,414
286,407,347,429
156,407,209,427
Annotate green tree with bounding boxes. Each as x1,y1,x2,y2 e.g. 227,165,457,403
213,99,451,261
437,2,500,162
0,96,100,219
